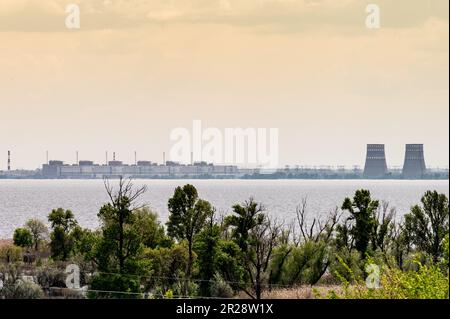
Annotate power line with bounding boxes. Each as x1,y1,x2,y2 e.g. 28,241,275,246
81,270,298,288
48,286,234,299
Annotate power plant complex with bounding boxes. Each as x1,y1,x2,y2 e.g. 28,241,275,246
42,159,241,179
0,144,447,179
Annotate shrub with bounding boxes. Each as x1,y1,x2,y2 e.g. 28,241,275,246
13,228,33,248
0,244,23,263
0,280,45,299
210,273,234,298
328,261,449,299
442,234,449,268
88,274,141,299
36,264,67,290
329,250,364,283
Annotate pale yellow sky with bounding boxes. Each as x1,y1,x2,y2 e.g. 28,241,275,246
0,0,448,169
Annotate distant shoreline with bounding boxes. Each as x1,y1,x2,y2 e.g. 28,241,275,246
0,176,449,181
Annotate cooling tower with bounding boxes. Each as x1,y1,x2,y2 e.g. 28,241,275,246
402,144,426,179
363,144,388,178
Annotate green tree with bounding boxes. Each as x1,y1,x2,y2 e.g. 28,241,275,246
224,199,266,252
225,199,280,299
194,214,221,296
13,228,33,248
48,208,78,261
25,219,48,251
276,201,340,286
166,184,213,296
96,177,147,274
340,189,379,257
404,191,449,263
143,244,191,297
87,178,148,298
133,207,170,249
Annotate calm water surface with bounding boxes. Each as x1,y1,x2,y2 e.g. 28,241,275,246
0,179,448,238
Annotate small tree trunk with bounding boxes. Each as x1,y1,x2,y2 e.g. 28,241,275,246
119,212,124,273
184,240,193,297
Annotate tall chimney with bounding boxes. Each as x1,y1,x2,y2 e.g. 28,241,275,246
163,152,166,165
7,151,11,171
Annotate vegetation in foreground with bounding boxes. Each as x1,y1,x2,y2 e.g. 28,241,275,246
0,178,448,299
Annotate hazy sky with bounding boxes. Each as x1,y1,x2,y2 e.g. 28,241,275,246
0,0,448,169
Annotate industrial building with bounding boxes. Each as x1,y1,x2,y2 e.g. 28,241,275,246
42,160,240,179
402,144,427,179
363,144,388,178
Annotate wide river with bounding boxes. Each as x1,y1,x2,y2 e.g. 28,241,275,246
0,179,448,238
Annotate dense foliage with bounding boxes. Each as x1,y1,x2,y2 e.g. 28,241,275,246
1,180,448,300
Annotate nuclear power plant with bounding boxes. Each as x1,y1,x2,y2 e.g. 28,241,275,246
0,146,446,179
363,144,388,178
402,144,427,179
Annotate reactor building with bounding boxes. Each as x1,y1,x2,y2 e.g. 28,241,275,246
402,144,426,179
42,160,240,179
363,144,388,178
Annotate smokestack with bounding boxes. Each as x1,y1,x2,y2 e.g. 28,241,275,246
163,152,166,165
7,151,11,171
191,152,193,165
46,151,49,165
134,151,137,165
106,151,108,165
113,152,116,161
76,151,79,165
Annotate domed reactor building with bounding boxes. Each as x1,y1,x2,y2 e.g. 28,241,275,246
402,144,426,179
363,144,388,178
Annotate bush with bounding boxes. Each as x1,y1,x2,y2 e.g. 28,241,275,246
142,244,190,295
274,240,331,286
13,228,33,248
329,250,364,283
0,244,23,263
1,280,45,299
210,273,234,298
36,264,67,290
88,274,141,299
328,261,449,299
442,234,449,268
